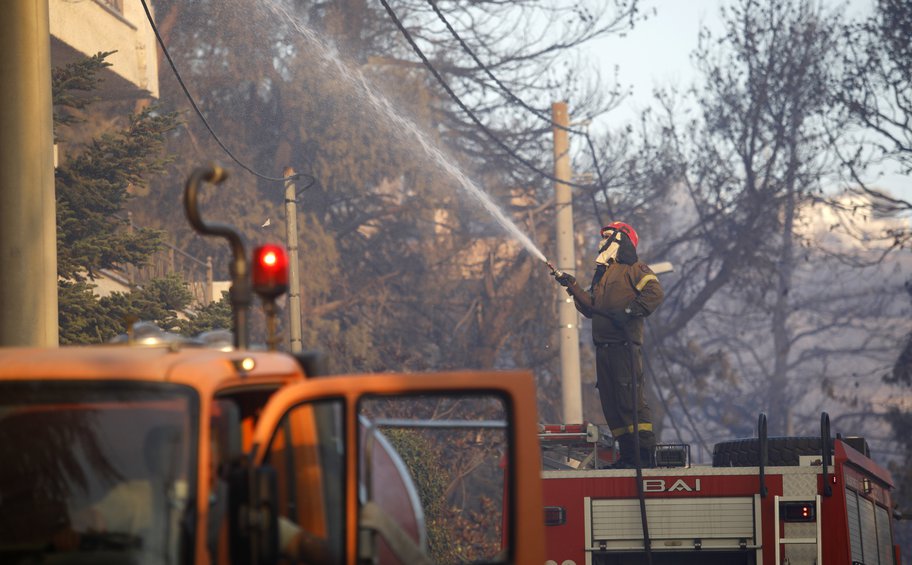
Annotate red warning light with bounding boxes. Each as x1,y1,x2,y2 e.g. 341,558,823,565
252,244,289,299
781,501,816,522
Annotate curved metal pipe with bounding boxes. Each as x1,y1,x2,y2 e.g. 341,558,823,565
184,165,250,349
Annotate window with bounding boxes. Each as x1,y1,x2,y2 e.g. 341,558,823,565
0,382,197,565
359,393,510,564
261,389,515,564
265,399,345,564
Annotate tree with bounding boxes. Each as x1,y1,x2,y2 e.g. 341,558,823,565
53,54,204,343
886,323,912,549
183,291,233,336
838,0,912,226
601,0,911,448
840,0,912,548
53,53,177,283
136,0,644,417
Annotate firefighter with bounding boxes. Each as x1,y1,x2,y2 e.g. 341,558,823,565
553,221,664,468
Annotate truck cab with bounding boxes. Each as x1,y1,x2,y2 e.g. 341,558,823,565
0,336,545,565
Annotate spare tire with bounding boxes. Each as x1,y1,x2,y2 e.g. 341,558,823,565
712,437,823,467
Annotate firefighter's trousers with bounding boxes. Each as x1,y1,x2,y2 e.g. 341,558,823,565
595,342,655,450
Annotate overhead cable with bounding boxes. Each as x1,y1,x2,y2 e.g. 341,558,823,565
645,355,686,445
426,1,588,136
425,0,614,220
140,0,310,184
378,0,597,191
646,323,710,456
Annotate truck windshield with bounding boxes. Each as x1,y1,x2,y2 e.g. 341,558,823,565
0,381,198,565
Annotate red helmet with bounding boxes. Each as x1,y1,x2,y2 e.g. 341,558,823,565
601,221,638,248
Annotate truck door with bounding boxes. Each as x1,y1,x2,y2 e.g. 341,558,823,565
237,370,545,565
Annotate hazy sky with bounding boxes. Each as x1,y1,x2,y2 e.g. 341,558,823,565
588,0,909,201
595,0,872,122
593,0,722,125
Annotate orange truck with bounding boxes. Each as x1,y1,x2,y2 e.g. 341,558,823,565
0,166,546,565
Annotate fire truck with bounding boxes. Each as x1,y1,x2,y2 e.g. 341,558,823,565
0,165,546,565
540,413,902,565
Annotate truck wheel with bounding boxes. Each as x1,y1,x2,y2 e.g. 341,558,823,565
712,437,822,467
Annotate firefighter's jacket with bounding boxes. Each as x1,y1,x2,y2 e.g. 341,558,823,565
567,260,664,345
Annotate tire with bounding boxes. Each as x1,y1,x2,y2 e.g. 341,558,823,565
712,436,823,467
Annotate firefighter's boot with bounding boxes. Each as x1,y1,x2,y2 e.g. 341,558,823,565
639,446,656,468
609,435,636,469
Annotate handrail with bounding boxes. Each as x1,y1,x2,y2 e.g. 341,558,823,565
121,213,210,268
821,412,833,497
758,413,768,498
184,165,251,349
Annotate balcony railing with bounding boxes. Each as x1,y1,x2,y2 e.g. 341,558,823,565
124,213,217,307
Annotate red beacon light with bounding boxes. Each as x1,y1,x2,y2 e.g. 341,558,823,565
252,243,289,300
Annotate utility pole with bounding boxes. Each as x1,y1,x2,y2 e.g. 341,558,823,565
552,102,582,424
0,0,58,347
283,167,303,353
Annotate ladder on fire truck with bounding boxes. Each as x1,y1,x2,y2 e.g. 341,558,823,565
774,494,822,565
767,413,831,565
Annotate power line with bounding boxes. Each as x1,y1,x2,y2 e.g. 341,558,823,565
140,0,310,184
424,0,615,221
426,1,587,136
378,0,598,191
646,355,686,444
646,323,711,456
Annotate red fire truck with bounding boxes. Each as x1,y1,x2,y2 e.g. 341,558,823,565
540,413,901,565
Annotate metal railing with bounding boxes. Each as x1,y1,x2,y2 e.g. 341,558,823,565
124,212,216,306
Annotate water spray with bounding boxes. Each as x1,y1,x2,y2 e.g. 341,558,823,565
263,0,552,265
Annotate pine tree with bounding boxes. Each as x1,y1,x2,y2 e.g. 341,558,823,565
53,54,191,343
183,292,233,337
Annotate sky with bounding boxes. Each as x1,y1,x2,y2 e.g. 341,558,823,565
591,0,723,126
595,0,873,122
586,0,911,203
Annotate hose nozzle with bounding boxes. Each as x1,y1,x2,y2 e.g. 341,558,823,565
544,260,564,278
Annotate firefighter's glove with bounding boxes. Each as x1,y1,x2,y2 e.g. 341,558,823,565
554,272,575,287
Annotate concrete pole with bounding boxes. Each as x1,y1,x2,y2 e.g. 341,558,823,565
284,167,303,353
0,0,58,346
552,102,582,424
205,257,213,306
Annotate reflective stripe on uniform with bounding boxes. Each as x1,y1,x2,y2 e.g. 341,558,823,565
611,423,653,437
635,274,658,292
